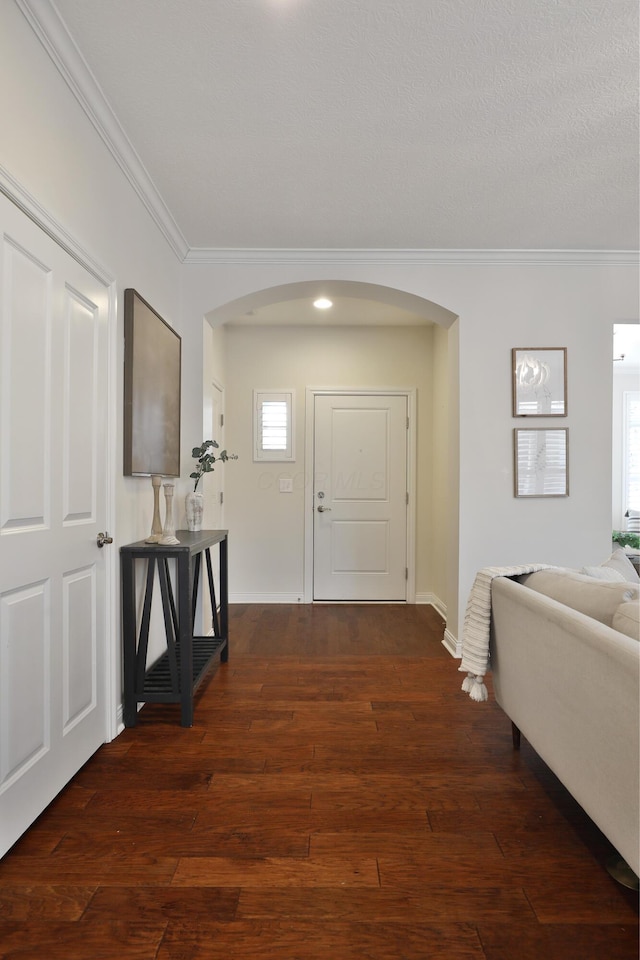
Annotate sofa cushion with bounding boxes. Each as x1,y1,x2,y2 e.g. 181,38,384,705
601,548,640,583
581,565,626,582
519,569,639,628
612,601,640,641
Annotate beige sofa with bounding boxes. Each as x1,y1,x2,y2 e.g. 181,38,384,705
490,563,639,877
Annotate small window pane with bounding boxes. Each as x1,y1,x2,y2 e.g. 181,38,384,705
261,401,288,450
624,392,640,512
254,390,294,461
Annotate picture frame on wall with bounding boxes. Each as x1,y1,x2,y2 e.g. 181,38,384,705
123,289,181,476
512,347,567,416
514,428,569,498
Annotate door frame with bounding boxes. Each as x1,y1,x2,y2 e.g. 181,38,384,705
0,167,119,742
304,387,417,604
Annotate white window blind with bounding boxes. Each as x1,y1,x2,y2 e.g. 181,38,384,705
253,390,295,461
623,391,640,514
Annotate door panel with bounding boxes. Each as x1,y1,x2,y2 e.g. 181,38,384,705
64,288,99,522
1,238,50,530
313,394,408,601
332,520,389,573
63,565,96,731
0,194,109,858
0,581,48,786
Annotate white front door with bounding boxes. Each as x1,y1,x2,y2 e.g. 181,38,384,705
0,193,110,858
313,393,408,601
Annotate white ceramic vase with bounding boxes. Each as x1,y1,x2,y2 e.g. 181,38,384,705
185,490,204,532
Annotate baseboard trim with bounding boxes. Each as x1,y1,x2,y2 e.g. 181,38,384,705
229,593,305,604
231,591,449,610
442,628,461,658
109,702,125,742
415,591,446,619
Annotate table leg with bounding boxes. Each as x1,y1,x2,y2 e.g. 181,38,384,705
177,551,194,727
220,537,229,663
121,554,138,727
204,548,220,638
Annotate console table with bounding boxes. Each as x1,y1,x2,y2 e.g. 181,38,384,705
120,529,228,727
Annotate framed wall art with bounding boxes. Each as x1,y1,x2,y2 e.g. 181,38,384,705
514,428,568,498
124,289,181,476
512,347,567,416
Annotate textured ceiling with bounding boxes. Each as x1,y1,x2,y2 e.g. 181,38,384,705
47,0,638,250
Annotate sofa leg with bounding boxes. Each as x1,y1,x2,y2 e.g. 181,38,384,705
606,855,639,891
511,722,521,750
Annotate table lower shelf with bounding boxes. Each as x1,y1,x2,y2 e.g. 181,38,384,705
138,636,227,702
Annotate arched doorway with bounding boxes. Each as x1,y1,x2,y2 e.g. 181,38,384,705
202,280,459,631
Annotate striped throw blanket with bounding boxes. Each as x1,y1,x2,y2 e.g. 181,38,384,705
459,564,552,701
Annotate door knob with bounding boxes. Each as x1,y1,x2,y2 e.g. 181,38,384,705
317,505,332,512
97,531,113,548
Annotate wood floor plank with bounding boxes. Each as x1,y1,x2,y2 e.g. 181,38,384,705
0,857,178,886
83,789,204,822
477,922,639,960
250,717,379,733
428,793,569,830
72,757,214,791
82,885,239,923
200,700,376,719
156,920,485,960
0,921,166,959
522,878,639,924
196,805,430,833
237,886,536,923
193,805,315,833
309,829,501,859
203,771,339,793
37,782,96,815
3,824,67,857
55,827,310,859
172,856,380,887
0,885,96,920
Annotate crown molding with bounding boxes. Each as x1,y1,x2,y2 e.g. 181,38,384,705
184,247,640,266
0,162,114,285
17,0,189,262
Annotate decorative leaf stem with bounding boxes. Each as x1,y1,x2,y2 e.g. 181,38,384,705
190,441,238,491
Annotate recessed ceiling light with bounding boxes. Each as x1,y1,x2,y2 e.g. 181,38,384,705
313,298,333,310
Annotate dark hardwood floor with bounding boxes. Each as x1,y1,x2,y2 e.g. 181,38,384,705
0,603,637,959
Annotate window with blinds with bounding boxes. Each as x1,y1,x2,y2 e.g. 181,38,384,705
623,391,640,516
253,390,295,461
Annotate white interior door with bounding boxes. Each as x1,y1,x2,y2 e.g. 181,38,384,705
198,380,225,633
204,380,224,531
313,393,408,601
0,193,109,858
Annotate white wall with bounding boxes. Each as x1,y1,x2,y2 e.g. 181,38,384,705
430,323,451,615
223,324,437,602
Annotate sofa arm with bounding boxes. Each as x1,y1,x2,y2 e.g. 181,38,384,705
490,575,639,876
